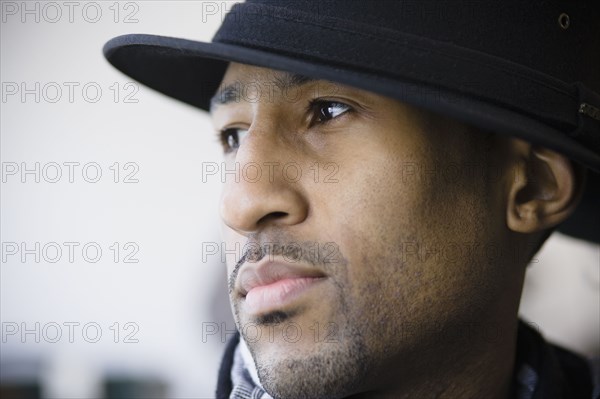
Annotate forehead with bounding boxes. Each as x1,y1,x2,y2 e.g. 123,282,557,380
219,63,313,88
210,63,353,112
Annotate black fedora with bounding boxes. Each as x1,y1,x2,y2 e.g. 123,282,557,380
104,0,600,243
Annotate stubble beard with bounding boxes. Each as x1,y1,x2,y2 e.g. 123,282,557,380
228,240,378,399
232,282,372,399
242,314,370,399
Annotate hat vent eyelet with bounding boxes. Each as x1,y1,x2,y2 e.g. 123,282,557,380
558,13,570,30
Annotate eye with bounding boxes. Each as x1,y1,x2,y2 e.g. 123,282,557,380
218,127,248,153
310,100,352,124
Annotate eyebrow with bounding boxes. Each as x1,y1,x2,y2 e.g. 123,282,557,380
210,72,316,111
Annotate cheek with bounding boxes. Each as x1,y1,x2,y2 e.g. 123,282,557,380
320,148,429,300
324,140,432,254
322,140,502,325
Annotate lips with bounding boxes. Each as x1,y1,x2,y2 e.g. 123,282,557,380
236,259,326,315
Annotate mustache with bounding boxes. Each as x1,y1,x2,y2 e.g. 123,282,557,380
227,240,342,294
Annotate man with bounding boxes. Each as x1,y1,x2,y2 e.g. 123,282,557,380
104,1,600,398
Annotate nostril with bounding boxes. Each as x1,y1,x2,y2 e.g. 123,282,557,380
258,211,289,225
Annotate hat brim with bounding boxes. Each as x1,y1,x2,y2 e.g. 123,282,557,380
103,34,599,243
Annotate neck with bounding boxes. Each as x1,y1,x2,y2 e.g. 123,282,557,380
349,317,520,399
349,253,528,399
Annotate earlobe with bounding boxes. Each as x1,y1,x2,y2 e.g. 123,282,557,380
506,145,584,234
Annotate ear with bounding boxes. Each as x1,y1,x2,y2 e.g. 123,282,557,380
506,143,585,234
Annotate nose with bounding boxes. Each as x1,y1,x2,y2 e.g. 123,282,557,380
219,120,309,235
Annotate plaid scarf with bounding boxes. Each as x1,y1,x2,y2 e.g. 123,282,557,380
230,338,273,399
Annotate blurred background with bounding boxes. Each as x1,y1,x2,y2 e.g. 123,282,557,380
1,1,598,398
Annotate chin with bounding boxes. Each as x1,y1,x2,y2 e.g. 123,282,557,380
246,320,371,399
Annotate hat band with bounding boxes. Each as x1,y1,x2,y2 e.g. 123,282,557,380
573,83,600,153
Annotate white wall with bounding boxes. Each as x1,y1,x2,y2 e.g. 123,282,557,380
519,233,599,357
1,1,237,397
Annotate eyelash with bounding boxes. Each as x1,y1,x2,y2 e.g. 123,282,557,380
217,100,353,153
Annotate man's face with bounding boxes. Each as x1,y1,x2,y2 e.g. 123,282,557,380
211,63,517,398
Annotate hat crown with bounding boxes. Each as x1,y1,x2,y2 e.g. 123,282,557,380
216,0,599,90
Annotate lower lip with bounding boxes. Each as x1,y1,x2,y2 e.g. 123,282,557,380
244,277,324,315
